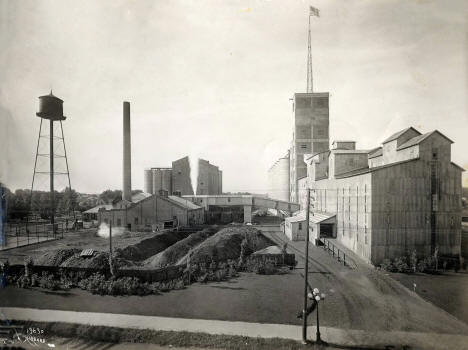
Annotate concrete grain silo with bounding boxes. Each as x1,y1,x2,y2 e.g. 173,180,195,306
144,168,153,194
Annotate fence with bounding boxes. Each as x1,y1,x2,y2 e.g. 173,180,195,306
319,237,358,269
1,221,68,250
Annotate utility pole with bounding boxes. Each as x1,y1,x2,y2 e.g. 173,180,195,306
302,187,311,344
109,222,114,276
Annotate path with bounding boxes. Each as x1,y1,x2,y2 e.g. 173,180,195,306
3,307,468,350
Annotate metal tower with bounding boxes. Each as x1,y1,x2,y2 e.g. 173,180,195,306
31,92,73,232
307,6,320,93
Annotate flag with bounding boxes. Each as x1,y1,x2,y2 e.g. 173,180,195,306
310,6,320,17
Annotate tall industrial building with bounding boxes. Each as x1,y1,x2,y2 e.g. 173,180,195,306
268,92,329,203
289,92,329,202
144,156,222,196
267,152,290,202
144,167,172,195
297,127,464,265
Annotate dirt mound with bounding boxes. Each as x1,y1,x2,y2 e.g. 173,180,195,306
33,248,136,269
34,249,80,266
143,227,218,268
60,251,110,268
177,226,273,265
115,229,196,262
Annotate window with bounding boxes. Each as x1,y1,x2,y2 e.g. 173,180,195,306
134,217,138,225
228,198,231,202
298,222,303,230
117,218,121,226
300,144,307,149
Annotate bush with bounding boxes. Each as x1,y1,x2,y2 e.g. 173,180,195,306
380,259,394,272
393,256,409,273
38,272,60,290
417,257,435,273
16,274,30,288
410,250,417,273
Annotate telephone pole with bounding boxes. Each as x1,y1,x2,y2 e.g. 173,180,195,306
302,187,311,344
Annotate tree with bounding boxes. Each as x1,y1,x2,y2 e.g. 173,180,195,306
99,189,122,204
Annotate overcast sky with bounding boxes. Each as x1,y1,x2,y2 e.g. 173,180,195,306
1,0,467,194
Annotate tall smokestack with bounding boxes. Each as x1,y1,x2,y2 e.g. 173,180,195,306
123,101,132,202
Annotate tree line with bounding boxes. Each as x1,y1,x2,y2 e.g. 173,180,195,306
0,184,141,221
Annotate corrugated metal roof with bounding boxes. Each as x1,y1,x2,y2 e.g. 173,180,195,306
286,211,336,224
80,249,94,257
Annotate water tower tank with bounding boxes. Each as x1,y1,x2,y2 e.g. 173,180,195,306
36,92,66,120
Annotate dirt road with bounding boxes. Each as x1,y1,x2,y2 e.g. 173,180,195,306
262,228,468,334
1,227,467,335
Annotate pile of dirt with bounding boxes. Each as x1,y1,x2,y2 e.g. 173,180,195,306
34,249,80,266
177,226,273,265
115,229,196,262
33,248,136,269
60,251,111,268
143,227,218,268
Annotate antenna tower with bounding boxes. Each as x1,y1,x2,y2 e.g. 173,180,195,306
307,6,319,93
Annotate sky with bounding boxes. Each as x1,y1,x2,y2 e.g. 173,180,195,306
1,0,467,194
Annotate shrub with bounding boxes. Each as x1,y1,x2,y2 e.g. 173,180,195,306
417,257,435,273
38,272,60,291
393,256,409,273
410,250,417,273
380,259,394,272
16,274,30,288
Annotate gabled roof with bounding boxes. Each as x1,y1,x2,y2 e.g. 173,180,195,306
83,204,114,214
397,130,454,151
331,149,369,154
285,211,335,224
335,158,419,179
451,162,465,172
368,147,383,159
382,127,421,144
131,192,152,203
168,195,202,210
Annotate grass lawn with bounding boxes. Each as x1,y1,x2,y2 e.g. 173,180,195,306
389,271,468,325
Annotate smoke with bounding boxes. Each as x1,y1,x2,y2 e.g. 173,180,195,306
97,222,125,238
188,155,199,195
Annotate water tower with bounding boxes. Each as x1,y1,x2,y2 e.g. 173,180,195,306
31,91,73,231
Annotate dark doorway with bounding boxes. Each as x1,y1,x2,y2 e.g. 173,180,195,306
320,223,334,238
